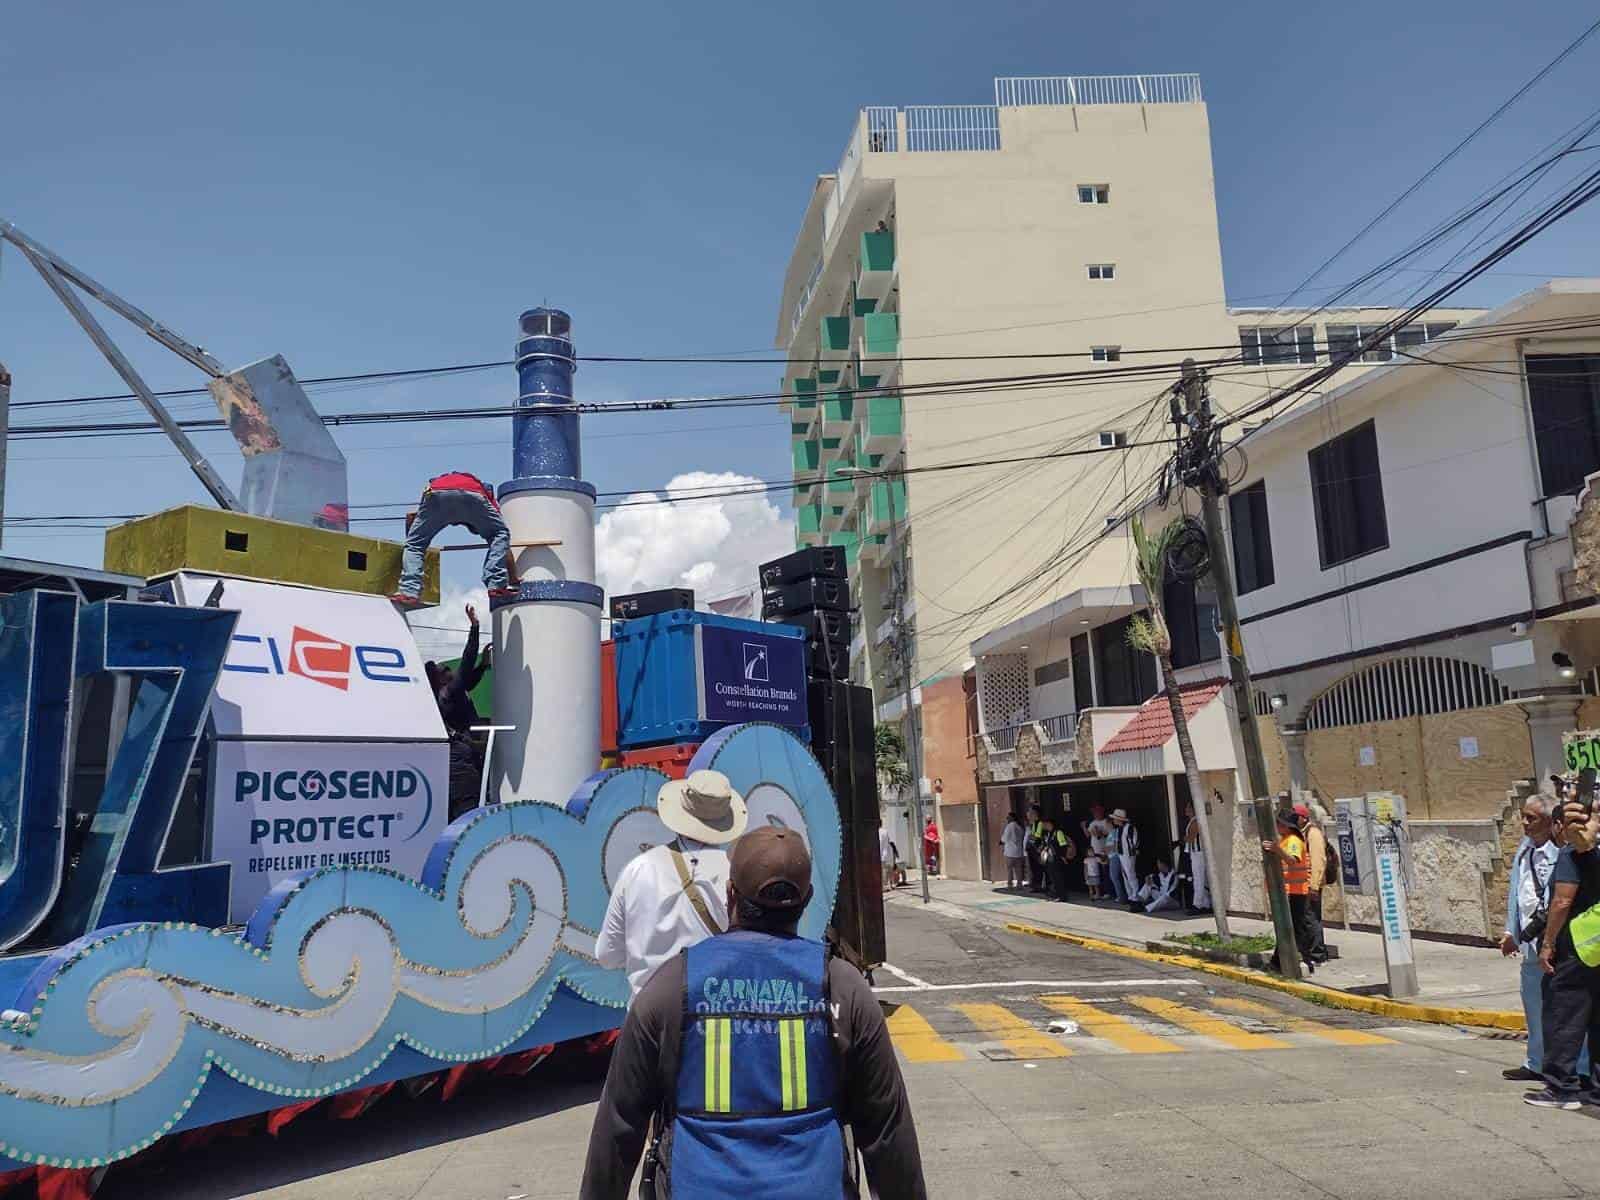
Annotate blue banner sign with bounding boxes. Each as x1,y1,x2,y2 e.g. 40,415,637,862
696,623,807,728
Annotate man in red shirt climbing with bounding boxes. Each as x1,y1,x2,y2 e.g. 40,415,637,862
391,471,516,606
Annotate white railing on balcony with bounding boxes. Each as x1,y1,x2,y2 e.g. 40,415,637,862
905,105,1000,152
865,106,899,152
789,254,825,343
994,73,1203,107
1034,712,1080,744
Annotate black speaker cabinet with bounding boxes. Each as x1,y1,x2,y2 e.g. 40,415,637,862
808,679,886,968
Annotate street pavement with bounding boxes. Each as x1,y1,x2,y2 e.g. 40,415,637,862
100,897,1596,1200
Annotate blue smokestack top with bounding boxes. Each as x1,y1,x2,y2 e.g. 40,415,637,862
509,307,583,485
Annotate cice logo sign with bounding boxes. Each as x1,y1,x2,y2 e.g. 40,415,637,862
224,625,411,690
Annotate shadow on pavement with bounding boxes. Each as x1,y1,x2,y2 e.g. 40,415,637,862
986,884,1203,922
98,1066,607,1199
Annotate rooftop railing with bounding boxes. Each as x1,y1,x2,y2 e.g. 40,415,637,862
994,73,1203,107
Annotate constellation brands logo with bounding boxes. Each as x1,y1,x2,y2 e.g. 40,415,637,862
223,625,411,690
742,642,770,683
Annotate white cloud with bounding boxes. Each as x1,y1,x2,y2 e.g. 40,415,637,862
596,471,794,606
402,472,793,660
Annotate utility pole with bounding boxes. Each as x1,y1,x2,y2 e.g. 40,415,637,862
0,361,8,549
886,474,932,906
843,462,931,905
1176,360,1301,980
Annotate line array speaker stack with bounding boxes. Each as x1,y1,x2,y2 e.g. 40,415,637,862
759,546,884,967
759,548,850,683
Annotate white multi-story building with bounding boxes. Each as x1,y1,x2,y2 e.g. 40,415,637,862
972,280,1600,937
774,73,1475,878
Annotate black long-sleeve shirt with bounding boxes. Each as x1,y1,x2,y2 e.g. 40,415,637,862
579,947,926,1200
438,622,486,735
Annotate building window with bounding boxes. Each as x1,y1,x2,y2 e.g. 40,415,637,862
1071,632,1094,711
1091,345,1122,363
1527,353,1600,497
1078,184,1110,204
1034,658,1071,687
1324,321,1455,367
1087,264,1115,281
1308,420,1389,568
1097,430,1127,449
1094,614,1158,707
1239,325,1316,366
1163,574,1220,670
1227,480,1274,595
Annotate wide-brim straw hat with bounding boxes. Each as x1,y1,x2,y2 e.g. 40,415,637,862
657,769,749,845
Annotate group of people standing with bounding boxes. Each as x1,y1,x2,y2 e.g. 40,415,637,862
999,799,1216,914
1502,786,1600,1111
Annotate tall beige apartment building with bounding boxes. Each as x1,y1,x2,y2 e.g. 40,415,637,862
774,75,1476,840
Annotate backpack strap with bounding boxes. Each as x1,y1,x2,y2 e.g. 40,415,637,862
669,848,724,936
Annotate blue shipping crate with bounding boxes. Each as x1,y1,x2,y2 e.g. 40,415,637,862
613,610,810,748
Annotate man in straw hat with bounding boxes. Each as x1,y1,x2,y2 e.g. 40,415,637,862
581,826,927,1200
596,769,748,1000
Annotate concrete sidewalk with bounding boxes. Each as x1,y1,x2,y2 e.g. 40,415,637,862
906,877,1524,1015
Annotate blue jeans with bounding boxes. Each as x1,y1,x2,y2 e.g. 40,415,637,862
1523,954,1591,1075
1107,856,1127,901
399,489,510,596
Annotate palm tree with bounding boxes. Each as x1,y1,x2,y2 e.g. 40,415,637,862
874,723,912,803
1127,517,1231,939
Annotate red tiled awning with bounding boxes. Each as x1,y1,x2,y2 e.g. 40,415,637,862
1099,679,1227,754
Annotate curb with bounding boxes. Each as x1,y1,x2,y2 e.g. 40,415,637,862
1003,920,1525,1033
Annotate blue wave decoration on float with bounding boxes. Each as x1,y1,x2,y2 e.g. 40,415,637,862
0,722,841,1168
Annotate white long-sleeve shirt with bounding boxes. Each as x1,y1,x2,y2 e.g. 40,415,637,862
1000,821,1026,858
595,840,730,1000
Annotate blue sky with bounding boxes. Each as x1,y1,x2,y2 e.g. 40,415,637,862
3,0,1598,647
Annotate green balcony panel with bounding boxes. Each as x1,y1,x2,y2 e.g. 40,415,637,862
864,393,903,453
870,480,907,527
826,529,861,566
791,422,808,437
822,394,854,430
853,296,878,318
793,439,820,473
860,230,895,274
819,315,851,354
796,504,822,535
861,312,900,358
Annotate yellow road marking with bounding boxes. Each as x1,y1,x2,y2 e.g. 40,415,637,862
1208,995,1395,1046
953,1002,1071,1059
1038,995,1183,1054
884,1004,966,1063
1127,994,1291,1050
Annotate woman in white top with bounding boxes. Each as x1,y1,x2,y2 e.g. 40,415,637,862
1000,812,1027,890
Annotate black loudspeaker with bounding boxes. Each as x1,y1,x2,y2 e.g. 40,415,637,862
610,588,694,621
808,636,849,680
762,576,847,617
778,608,850,647
760,546,848,589
809,679,886,968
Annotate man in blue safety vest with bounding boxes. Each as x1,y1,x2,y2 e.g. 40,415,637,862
579,825,927,1199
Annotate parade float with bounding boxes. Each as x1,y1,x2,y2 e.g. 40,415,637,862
0,226,845,1192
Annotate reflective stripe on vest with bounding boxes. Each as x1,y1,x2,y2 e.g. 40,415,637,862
703,1016,733,1112
778,1016,809,1110
1281,836,1310,894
